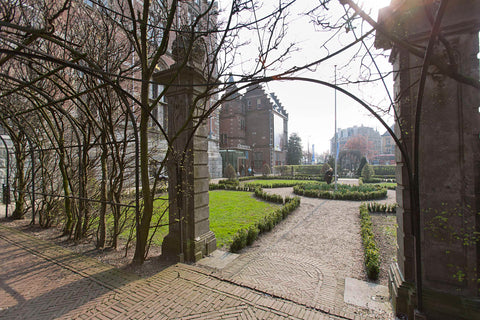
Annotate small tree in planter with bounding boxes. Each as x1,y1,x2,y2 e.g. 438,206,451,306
321,162,332,175
262,163,271,176
224,164,237,180
356,157,367,177
361,163,375,181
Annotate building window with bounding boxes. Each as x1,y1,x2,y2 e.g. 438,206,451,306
257,98,261,105
254,152,263,170
150,83,165,102
240,119,245,130
150,105,165,128
220,133,228,145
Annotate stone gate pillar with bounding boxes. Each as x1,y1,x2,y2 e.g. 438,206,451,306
376,1,480,319
154,37,216,263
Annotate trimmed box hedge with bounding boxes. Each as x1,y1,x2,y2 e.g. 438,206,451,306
273,165,325,176
293,183,387,201
229,192,301,253
366,201,397,213
359,203,380,280
373,165,396,177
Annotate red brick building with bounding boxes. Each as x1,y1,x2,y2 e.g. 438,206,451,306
219,81,288,175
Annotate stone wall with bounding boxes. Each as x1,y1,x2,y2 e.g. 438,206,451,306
377,1,480,318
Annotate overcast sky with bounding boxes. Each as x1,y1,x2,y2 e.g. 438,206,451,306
219,0,394,155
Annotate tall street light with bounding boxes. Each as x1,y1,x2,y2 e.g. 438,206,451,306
334,65,338,191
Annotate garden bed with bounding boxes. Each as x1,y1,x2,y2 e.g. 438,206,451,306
294,183,387,201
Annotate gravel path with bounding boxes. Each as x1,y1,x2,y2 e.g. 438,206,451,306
258,187,396,283
260,187,367,281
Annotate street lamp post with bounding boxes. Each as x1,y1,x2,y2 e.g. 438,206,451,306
334,65,338,191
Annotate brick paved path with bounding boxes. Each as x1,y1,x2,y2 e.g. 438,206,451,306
1,224,349,319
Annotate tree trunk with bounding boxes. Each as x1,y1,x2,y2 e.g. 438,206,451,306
60,164,73,235
97,133,108,248
133,105,153,264
11,147,26,220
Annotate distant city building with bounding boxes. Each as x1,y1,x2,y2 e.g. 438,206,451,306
330,125,382,159
375,125,395,165
219,80,288,175
381,126,396,155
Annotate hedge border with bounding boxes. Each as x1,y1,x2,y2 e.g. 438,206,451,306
372,165,396,177
359,177,396,184
293,185,387,201
209,183,256,191
366,201,397,213
238,175,323,182
245,181,314,189
359,203,380,280
208,185,301,252
229,189,301,253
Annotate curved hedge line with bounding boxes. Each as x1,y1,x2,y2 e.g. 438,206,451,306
359,203,380,280
254,187,284,204
244,181,314,189
230,195,301,253
293,184,387,201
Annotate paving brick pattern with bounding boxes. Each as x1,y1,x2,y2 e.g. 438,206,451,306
0,225,344,319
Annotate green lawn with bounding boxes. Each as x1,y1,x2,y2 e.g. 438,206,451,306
209,190,282,248
117,190,281,249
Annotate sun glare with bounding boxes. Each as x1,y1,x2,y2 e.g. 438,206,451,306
357,0,391,12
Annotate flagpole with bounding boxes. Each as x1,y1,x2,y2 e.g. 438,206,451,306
334,65,338,191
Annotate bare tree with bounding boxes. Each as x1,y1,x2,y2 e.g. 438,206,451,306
1,1,477,281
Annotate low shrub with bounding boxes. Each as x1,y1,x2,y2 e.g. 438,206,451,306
262,164,271,176
293,183,387,201
245,181,312,189
229,195,301,252
238,175,323,182
218,179,240,187
209,183,255,191
359,203,380,280
366,201,397,213
361,177,396,184
361,163,375,181
273,164,324,176
224,164,237,180
373,165,396,177
254,187,284,204
246,226,259,246
373,175,396,180
230,228,248,253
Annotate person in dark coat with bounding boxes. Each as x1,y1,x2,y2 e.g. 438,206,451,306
324,168,333,184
